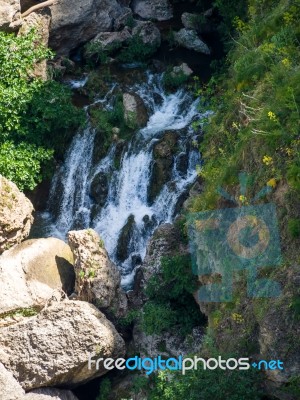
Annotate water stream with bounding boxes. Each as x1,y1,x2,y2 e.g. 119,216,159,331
36,72,209,288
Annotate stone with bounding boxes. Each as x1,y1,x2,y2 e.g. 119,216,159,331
49,0,128,55
0,0,21,32
0,361,25,400
148,131,178,204
18,10,51,80
90,172,109,206
25,388,79,400
0,238,75,319
174,28,210,55
68,229,127,318
131,0,173,21
0,300,125,390
116,214,136,262
181,11,215,35
91,28,132,51
114,7,132,30
132,20,161,47
123,92,148,128
0,175,34,254
171,63,193,78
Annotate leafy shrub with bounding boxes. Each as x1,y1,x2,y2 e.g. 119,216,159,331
163,69,189,90
141,255,205,335
118,35,159,63
288,218,300,238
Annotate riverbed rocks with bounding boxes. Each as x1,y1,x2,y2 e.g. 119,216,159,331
49,0,128,55
0,238,75,320
91,28,132,51
0,300,125,390
0,175,34,254
123,92,148,128
148,131,178,204
68,229,127,318
90,171,109,206
0,0,21,31
132,20,161,47
131,0,173,21
116,214,136,262
174,28,210,55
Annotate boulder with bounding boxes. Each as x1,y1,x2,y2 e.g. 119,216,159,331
174,28,210,55
132,20,161,47
25,388,79,400
141,223,183,284
68,229,127,318
131,0,173,21
0,361,25,400
90,171,109,206
0,238,75,319
91,28,132,51
0,300,125,390
0,175,34,254
18,10,51,80
116,214,136,262
123,92,148,128
0,0,21,32
148,131,178,204
49,0,128,55
171,63,193,78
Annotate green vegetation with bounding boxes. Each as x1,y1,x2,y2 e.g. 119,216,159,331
141,255,205,335
148,367,263,400
0,30,84,190
163,68,190,90
118,35,159,63
288,218,300,238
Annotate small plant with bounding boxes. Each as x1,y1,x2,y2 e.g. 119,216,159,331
163,69,189,90
118,35,159,63
288,218,300,238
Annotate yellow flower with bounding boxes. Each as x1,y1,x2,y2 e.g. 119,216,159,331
267,111,277,121
281,58,291,67
263,155,273,166
267,178,276,188
239,195,247,204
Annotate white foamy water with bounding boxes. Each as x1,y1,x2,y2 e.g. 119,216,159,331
42,73,208,288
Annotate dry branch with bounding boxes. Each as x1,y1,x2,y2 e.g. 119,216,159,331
21,0,58,18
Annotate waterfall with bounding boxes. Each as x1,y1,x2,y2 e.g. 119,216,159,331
40,72,209,289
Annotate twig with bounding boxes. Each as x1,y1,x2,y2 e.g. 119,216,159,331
21,0,58,18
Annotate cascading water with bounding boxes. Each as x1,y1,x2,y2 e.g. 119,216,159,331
39,72,210,289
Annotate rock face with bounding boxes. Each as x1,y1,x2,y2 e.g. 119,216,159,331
174,28,210,55
116,214,136,262
49,0,128,55
68,229,127,318
0,300,125,390
132,20,161,47
0,361,25,400
25,388,79,400
0,238,75,320
18,10,51,80
123,92,148,128
131,0,173,21
0,175,34,254
0,0,21,32
90,171,109,206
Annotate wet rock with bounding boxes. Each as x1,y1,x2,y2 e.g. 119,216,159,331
116,214,136,262
0,238,75,317
148,131,178,204
0,0,21,32
68,229,127,318
90,171,109,206
0,300,125,390
132,20,161,47
0,175,34,254
174,28,210,55
176,151,189,174
131,0,173,21
91,28,132,51
123,92,148,128
49,0,128,55
18,10,51,80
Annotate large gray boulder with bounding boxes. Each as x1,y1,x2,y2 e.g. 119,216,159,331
174,28,210,55
49,0,128,55
0,175,34,254
0,300,125,390
123,92,148,128
91,27,132,51
132,20,161,47
0,0,21,31
0,238,74,322
131,0,173,21
68,229,127,318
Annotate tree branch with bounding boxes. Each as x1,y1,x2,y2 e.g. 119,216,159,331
21,0,58,18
